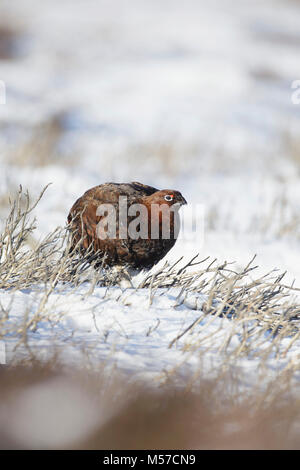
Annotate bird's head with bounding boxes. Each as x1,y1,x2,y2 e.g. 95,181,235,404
144,189,187,209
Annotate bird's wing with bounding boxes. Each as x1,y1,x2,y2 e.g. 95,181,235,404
130,181,159,196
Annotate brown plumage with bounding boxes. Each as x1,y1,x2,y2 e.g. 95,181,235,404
67,182,187,270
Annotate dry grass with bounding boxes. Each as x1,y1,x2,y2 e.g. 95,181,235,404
4,114,79,168
124,140,199,179
0,364,299,450
0,186,299,344
283,129,300,174
0,186,299,450
204,186,300,240
258,191,300,239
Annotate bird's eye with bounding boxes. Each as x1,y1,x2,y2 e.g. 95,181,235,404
164,195,173,202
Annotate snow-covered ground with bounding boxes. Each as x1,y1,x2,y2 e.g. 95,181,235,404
0,0,300,394
2,280,300,392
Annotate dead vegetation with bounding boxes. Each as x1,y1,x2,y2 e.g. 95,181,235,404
0,187,299,448
5,114,79,168
0,364,299,450
282,128,300,175
0,185,299,337
0,188,300,424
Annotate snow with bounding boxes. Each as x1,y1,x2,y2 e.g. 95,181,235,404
0,0,300,394
2,281,300,394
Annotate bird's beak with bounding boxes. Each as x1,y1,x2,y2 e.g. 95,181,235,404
174,196,187,208
180,196,187,206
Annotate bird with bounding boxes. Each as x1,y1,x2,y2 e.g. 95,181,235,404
67,182,187,271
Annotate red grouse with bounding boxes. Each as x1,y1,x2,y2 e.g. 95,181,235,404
68,182,187,270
